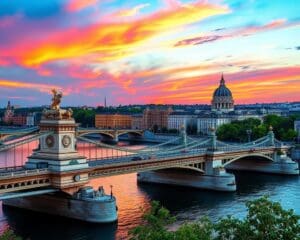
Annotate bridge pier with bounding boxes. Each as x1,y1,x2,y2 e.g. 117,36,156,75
137,127,236,192
225,154,299,175
137,168,236,192
113,134,119,143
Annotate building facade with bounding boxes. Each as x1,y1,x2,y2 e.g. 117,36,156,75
12,115,27,126
26,114,35,126
168,112,197,132
211,75,234,113
95,114,132,129
143,107,173,131
131,114,144,129
197,114,232,135
3,101,14,124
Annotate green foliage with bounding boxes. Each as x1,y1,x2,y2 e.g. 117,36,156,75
244,197,300,240
129,197,300,240
0,229,21,240
217,123,241,142
72,108,95,127
217,115,298,142
175,217,213,240
217,118,263,142
129,201,175,240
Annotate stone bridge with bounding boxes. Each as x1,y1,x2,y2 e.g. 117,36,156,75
0,127,39,143
76,128,144,142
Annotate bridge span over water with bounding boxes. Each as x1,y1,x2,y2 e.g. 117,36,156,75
0,123,298,196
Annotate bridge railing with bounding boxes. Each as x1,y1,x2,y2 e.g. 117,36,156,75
0,132,51,152
0,168,49,179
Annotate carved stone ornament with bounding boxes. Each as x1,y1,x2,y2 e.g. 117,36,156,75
45,135,55,148
62,135,71,148
74,175,81,182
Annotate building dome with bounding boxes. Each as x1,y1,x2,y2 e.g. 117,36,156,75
213,81,232,97
211,74,234,113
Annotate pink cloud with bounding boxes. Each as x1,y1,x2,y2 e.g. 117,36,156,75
65,0,99,12
175,19,300,47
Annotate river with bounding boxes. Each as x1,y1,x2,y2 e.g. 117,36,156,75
0,141,299,240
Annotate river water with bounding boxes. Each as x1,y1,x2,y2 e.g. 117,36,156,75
0,141,299,240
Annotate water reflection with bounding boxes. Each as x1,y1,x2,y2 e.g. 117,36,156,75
2,205,117,240
0,140,38,168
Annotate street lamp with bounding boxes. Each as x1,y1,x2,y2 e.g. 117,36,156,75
110,185,113,199
246,129,252,142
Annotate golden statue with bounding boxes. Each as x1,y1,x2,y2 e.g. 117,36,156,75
51,89,62,110
42,89,73,120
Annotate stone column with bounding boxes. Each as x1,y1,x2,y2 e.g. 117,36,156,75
180,124,187,147
209,128,217,150
268,126,275,146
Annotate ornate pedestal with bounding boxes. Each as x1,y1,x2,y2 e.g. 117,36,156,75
25,91,89,189
26,118,88,172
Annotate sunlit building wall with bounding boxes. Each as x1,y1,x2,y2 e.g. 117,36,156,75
143,107,173,131
131,114,144,129
95,114,132,129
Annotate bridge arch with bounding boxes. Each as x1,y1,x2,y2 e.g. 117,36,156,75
155,166,205,174
174,166,205,174
223,153,274,167
117,131,143,138
78,132,115,139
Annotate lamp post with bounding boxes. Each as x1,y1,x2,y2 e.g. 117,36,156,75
246,129,252,142
110,185,113,199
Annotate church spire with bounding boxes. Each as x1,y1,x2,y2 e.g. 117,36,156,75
220,73,225,85
7,100,11,110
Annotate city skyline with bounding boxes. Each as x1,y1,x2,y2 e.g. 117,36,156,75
0,0,300,107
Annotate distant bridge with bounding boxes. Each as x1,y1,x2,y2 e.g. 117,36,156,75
0,127,39,143
77,128,144,142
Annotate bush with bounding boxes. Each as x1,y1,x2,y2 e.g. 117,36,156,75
0,229,21,240
129,197,300,240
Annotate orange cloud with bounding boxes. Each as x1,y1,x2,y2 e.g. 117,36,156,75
0,79,61,93
133,66,300,104
65,0,99,12
18,2,229,66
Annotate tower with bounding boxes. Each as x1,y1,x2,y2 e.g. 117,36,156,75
25,90,89,191
3,101,14,123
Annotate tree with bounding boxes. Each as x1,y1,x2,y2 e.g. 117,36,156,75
129,201,175,240
216,115,298,142
281,129,297,141
72,108,95,127
252,124,268,139
0,229,21,240
129,197,300,240
217,124,240,142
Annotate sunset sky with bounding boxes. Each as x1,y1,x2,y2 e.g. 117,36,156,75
0,0,299,107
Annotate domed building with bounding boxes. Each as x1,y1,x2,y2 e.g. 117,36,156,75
211,74,234,113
